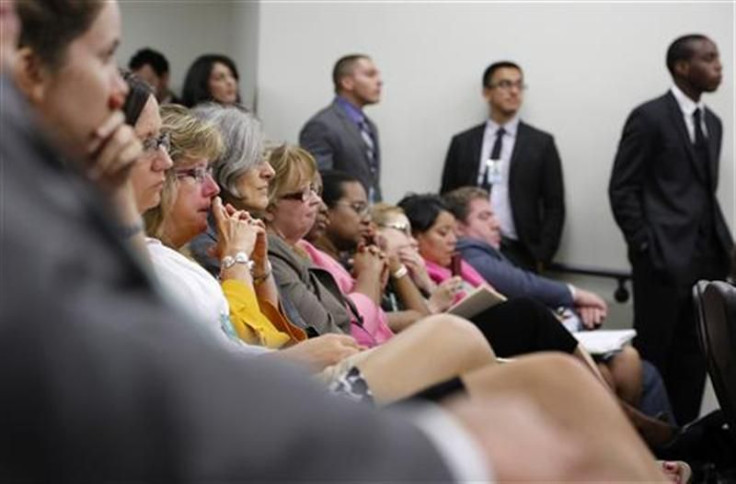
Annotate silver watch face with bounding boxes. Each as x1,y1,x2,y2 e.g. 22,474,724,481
235,252,249,263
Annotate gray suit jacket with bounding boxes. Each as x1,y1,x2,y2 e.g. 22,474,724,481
299,99,382,201
268,234,354,335
457,237,574,308
0,76,452,482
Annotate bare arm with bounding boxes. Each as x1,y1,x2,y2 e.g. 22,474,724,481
351,246,385,304
266,334,363,373
249,220,280,308
88,112,146,260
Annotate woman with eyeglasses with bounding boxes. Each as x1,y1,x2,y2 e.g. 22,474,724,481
304,171,443,334
371,203,458,315
122,72,173,214
266,148,393,345
136,104,302,352
188,103,273,276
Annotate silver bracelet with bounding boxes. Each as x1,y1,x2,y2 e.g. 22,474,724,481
221,251,254,271
392,264,409,279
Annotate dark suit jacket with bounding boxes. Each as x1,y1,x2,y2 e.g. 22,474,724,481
609,91,733,283
440,121,565,263
300,100,382,201
0,76,451,481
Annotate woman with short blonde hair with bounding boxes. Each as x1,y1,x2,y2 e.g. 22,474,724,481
143,104,224,242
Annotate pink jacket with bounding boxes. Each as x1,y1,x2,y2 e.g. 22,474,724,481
297,240,394,347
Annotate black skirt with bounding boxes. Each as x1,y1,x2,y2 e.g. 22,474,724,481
468,297,579,358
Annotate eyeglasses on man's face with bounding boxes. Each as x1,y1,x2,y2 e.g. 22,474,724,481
174,165,213,184
279,184,321,202
488,80,527,91
142,132,171,153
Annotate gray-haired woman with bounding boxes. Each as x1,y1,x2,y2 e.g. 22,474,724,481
188,103,274,275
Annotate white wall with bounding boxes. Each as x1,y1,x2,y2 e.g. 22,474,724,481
257,1,734,271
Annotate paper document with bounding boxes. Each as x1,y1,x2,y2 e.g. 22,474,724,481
447,286,507,319
573,329,636,354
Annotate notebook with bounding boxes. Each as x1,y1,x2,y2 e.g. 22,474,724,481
447,285,507,319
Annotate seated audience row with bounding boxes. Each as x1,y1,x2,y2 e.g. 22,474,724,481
1,0,690,481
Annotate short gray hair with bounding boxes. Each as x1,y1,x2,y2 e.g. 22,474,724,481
191,103,264,199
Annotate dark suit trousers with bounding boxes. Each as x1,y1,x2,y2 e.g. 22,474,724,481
630,235,725,426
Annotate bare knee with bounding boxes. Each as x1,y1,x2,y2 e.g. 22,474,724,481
421,314,496,366
614,345,641,368
519,353,599,392
608,345,644,404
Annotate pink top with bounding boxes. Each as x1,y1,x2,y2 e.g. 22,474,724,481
297,240,394,348
425,258,490,304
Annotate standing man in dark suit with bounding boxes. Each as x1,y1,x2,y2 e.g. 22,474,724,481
440,61,565,272
609,34,732,425
300,54,383,202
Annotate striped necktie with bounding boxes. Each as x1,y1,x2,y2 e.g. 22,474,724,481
358,119,377,175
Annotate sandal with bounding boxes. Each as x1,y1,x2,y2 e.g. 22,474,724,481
659,460,692,484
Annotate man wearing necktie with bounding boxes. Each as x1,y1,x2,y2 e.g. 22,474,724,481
609,34,732,425
440,61,566,272
300,54,383,202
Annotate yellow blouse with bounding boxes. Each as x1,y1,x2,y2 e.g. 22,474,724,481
222,279,306,349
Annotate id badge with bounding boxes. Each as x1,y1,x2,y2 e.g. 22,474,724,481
486,159,503,185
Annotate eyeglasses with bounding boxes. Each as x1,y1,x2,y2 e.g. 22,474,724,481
488,80,527,91
379,221,411,236
279,184,320,202
142,132,171,153
335,201,370,217
174,165,213,184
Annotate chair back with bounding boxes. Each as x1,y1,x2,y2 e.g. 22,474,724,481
693,280,736,441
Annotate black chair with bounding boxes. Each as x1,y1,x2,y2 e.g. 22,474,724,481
692,280,736,445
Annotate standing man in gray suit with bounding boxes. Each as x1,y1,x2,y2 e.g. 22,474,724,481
300,54,383,202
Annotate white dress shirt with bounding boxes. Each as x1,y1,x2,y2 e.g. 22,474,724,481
670,84,708,142
479,117,520,240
